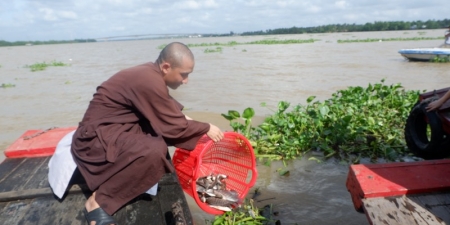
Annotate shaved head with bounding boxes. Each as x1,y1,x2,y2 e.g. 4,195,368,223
156,42,194,68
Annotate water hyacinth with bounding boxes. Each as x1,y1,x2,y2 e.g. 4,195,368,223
24,61,70,72
337,36,443,43
222,79,422,163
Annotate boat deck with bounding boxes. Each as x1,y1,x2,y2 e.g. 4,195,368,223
362,192,450,224
347,159,450,225
0,156,193,224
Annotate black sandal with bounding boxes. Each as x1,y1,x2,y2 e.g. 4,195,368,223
83,207,118,225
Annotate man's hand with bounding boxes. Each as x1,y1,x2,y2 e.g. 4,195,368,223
207,124,224,142
426,100,444,111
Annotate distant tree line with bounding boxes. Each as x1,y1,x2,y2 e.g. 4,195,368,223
2,19,450,46
241,19,450,36
0,39,96,47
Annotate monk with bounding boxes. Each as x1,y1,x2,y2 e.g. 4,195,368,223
71,42,224,225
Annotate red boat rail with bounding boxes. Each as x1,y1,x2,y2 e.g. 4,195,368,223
346,159,450,211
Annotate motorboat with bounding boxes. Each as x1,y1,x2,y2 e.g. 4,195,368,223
398,47,450,61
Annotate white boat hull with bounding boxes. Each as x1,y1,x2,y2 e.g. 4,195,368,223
398,48,450,61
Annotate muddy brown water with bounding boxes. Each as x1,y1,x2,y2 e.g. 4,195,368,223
1,29,449,224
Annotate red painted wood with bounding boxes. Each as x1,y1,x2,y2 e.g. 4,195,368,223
346,159,450,211
4,127,77,158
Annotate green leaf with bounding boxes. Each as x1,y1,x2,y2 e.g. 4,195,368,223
221,113,234,121
306,96,316,103
242,107,255,119
259,123,271,132
368,117,375,125
277,101,290,113
319,105,330,117
308,156,322,163
228,110,240,119
342,115,352,123
278,169,290,176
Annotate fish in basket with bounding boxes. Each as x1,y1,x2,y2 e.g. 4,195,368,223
172,132,258,215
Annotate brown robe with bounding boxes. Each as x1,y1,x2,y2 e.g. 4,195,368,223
71,62,210,215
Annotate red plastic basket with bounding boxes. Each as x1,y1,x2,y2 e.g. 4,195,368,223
172,132,258,215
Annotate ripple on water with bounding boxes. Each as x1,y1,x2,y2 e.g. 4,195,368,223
250,156,367,224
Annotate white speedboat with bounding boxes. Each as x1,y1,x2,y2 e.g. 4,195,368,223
398,48,450,61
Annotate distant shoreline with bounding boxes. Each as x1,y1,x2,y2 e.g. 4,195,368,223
2,19,449,46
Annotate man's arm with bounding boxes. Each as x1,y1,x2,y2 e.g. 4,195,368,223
184,115,223,142
427,90,450,111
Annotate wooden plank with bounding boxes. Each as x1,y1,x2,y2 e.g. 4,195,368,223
0,199,33,224
14,195,86,225
115,194,164,224
363,195,446,225
158,184,194,225
0,158,48,193
0,184,86,202
0,158,26,182
409,192,450,222
21,157,51,190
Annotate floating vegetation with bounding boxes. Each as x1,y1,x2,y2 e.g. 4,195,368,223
245,39,316,45
0,39,96,47
242,49,247,52
337,36,443,43
276,168,290,176
430,55,450,63
204,47,223,53
1,83,16,88
24,61,70,72
158,39,317,49
417,31,426,35
210,199,270,225
188,41,238,47
222,79,421,163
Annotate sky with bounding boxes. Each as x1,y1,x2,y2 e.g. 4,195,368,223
0,0,448,42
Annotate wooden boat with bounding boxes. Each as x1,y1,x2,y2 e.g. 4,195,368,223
346,159,450,225
398,48,450,61
0,127,193,224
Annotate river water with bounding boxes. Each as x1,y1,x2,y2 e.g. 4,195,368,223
1,29,449,224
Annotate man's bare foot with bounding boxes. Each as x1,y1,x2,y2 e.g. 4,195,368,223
84,192,116,225
85,192,101,213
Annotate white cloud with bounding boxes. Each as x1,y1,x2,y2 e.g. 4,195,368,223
38,8,77,21
139,8,153,14
0,0,448,41
178,0,219,10
39,8,58,21
59,11,78,19
204,0,219,8
177,16,192,23
306,4,321,13
335,1,349,9
277,0,295,8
